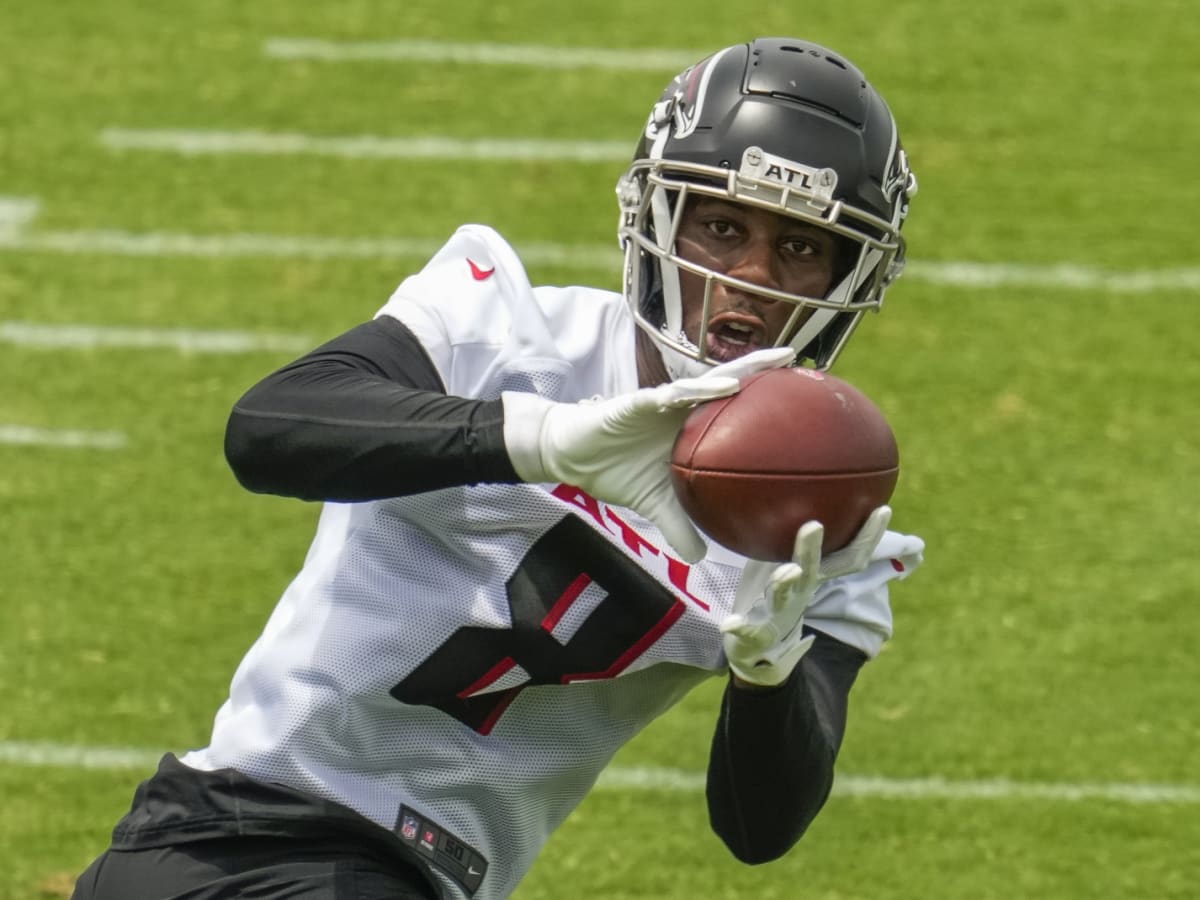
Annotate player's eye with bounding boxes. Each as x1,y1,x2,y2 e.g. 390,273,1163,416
704,219,741,238
781,237,819,256
782,229,841,261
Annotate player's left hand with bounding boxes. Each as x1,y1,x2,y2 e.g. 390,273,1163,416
721,506,892,688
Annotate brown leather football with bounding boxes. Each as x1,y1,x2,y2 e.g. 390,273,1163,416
670,367,899,561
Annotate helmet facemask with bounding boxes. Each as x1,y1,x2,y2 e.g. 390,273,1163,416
618,146,913,377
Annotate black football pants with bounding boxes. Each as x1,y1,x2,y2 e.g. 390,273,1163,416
72,834,439,900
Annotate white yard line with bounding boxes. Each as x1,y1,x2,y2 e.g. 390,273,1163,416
0,226,616,269
0,196,40,234
904,260,1200,293
0,742,161,770
2,195,1196,291
827,775,1200,804
100,128,632,163
599,767,1200,804
263,38,700,71
1,228,451,261
1,741,1196,804
0,321,314,354
0,425,126,449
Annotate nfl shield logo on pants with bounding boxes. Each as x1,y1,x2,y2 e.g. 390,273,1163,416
401,813,418,841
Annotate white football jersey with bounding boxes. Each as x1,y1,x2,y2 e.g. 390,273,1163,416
183,225,924,900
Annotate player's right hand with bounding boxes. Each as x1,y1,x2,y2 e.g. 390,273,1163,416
502,347,794,563
721,506,893,687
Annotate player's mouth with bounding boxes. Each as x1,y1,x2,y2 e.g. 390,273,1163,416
706,313,768,362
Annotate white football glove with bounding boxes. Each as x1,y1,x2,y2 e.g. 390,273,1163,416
721,506,893,687
502,347,795,563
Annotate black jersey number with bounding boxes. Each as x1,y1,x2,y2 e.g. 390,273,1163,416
390,516,684,733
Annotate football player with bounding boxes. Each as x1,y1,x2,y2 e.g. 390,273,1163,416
74,37,922,900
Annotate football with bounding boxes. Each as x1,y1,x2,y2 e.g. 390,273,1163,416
670,367,899,561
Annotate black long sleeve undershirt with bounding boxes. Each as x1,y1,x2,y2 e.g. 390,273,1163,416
226,314,866,862
224,317,520,500
707,629,867,863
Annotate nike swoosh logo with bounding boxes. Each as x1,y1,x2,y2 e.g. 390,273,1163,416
468,866,482,876
467,258,495,281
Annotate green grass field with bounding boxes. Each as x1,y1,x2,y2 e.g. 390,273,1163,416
2,1,1198,898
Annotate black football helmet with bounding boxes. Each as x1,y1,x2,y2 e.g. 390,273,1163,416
616,37,917,376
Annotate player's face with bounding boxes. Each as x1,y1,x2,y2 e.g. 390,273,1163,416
674,197,840,364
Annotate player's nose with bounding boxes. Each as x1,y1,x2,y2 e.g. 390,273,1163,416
723,235,780,296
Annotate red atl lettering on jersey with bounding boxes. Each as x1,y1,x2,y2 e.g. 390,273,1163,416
550,484,708,610
665,557,708,611
467,258,495,281
551,485,611,531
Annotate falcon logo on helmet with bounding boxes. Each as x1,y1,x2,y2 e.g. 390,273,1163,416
645,49,729,144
